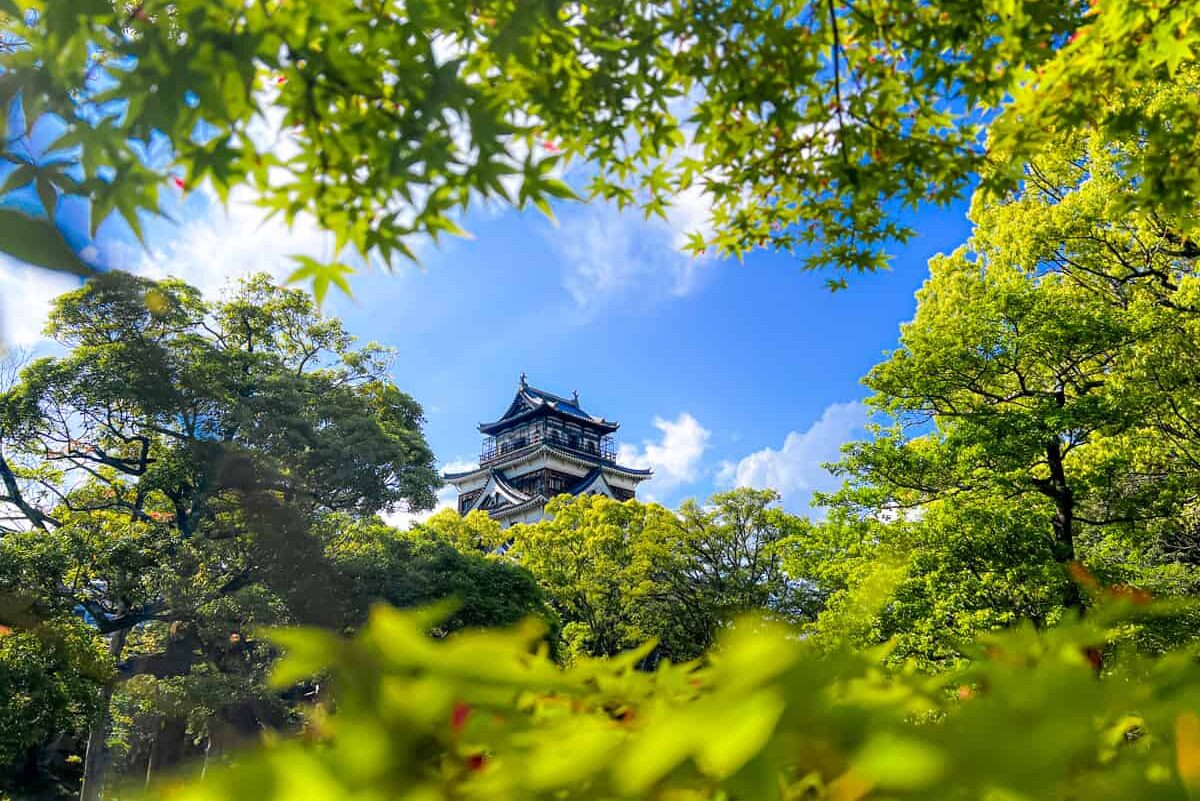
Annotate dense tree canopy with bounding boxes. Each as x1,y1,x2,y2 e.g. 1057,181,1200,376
436,491,815,664
4,1,1200,292
835,242,1148,599
802,89,1200,660
0,620,108,796
0,271,442,797
323,514,550,634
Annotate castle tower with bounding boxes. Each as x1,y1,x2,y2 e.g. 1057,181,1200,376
443,375,653,527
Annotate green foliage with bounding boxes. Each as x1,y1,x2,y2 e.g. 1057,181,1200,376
0,621,110,794
323,515,550,633
6,0,1197,290
790,503,1074,668
798,93,1200,662
500,495,672,660
0,271,442,794
488,490,811,664
132,599,1200,801
0,269,441,634
0,208,92,277
827,119,1200,609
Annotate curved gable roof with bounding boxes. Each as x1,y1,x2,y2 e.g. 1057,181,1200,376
466,469,533,513
566,468,616,498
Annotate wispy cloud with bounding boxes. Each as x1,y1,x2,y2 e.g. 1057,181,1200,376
550,184,715,311
718,401,868,513
0,182,336,348
134,188,333,298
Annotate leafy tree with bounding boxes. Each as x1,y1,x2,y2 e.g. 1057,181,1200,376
0,620,110,798
0,271,439,798
411,508,507,556
323,514,550,634
636,489,815,660
497,490,811,663
833,233,1160,607
498,495,666,661
786,502,1073,667
816,99,1200,646
3,1,1197,290
963,107,1200,535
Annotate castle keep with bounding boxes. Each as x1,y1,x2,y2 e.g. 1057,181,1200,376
443,375,652,527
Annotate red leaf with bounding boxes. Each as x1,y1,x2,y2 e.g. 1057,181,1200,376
451,701,471,734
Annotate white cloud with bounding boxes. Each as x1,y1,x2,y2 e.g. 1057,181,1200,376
551,185,715,310
135,187,332,298
618,412,710,491
441,458,480,476
719,401,869,512
545,88,726,312
0,258,82,348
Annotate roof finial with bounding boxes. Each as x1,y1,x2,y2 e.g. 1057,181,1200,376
572,389,580,405
519,371,528,388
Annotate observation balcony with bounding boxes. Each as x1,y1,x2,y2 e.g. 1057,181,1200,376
481,431,616,466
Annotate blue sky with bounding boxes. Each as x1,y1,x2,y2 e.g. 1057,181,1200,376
0,145,973,520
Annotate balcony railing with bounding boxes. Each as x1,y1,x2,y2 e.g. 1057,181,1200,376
481,431,616,466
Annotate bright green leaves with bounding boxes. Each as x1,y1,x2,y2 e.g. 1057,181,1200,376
988,3,1200,223
516,153,579,222
612,686,785,793
484,490,810,665
285,256,354,308
265,627,343,689
1178,712,1200,799
0,0,1152,291
821,115,1200,664
521,717,625,791
852,733,946,792
147,598,1200,801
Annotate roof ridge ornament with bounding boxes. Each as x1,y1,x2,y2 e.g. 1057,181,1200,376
519,371,528,388
572,389,580,405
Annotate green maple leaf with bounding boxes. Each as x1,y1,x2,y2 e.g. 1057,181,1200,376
286,255,355,308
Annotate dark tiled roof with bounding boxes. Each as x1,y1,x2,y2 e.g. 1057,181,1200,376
480,379,619,435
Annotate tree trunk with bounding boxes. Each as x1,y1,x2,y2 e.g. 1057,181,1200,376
199,736,212,782
80,627,128,801
1044,438,1082,609
143,718,164,792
